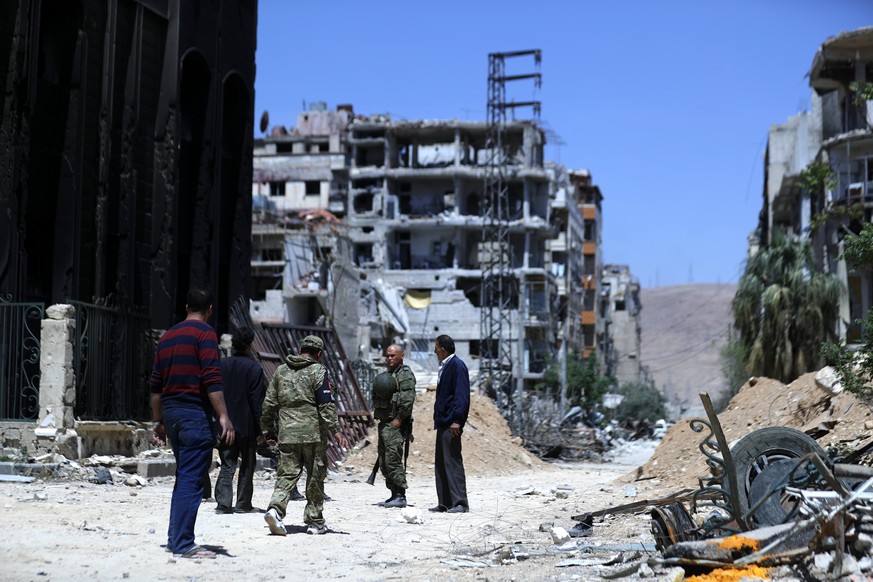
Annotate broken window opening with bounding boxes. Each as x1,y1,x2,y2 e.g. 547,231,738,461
526,281,549,321
305,180,320,196
354,145,384,168
353,192,374,214
261,247,282,261
457,277,481,307
269,181,286,197
480,275,519,309
354,243,374,267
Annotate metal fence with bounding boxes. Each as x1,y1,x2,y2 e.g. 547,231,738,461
69,300,154,421
0,298,44,420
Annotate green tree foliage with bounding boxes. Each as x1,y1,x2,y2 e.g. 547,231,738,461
821,223,873,397
732,232,841,383
535,352,613,409
613,382,667,423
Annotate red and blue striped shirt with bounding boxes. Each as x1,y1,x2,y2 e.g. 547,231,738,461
149,320,223,409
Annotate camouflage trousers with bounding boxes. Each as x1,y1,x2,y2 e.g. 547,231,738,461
377,421,407,490
268,441,327,526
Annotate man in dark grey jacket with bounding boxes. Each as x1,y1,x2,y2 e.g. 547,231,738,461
215,328,266,514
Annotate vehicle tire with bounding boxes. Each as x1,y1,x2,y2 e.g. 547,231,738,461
726,426,826,527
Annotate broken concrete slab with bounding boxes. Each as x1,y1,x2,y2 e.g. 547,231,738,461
0,474,35,483
136,459,175,478
0,462,62,478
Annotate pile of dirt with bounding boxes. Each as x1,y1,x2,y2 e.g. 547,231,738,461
343,389,549,479
634,371,873,491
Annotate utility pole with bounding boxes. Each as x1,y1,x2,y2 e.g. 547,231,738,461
480,50,541,432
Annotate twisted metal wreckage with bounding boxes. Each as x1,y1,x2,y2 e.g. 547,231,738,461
572,392,873,579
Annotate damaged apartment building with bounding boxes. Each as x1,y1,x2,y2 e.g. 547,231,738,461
758,26,873,341
251,104,639,404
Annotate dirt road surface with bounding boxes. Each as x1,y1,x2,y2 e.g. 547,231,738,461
0,451,662,582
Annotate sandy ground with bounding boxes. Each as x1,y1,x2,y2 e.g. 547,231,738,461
0,450,665,582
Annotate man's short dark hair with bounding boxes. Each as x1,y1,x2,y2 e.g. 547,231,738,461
301,346,321,357
435,334,455,354
231,327,255,353
186,287,213,314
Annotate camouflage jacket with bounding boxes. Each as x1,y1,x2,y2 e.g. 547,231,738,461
374,363,416,421
260,354,339,444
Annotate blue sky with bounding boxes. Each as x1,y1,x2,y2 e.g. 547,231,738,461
254,1,871,288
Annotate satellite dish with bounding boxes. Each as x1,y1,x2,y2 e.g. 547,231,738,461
259,110,270,134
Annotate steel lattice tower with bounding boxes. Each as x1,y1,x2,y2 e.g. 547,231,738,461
480,50,541,429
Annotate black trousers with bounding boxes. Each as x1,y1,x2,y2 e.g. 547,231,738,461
215,436,257,510
434,427,468,509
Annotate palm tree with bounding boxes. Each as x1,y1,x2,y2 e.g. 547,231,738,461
732,232,841,383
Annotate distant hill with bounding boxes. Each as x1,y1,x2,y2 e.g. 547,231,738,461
639,283,737,418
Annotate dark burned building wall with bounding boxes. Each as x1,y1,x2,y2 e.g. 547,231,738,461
0,0,257,332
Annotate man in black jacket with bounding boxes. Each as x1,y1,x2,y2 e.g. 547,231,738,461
215,328,267,514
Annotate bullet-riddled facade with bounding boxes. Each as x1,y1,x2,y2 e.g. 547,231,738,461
251,106,621,397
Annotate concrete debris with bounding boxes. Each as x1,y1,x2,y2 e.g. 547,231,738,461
815,365,843,395
397,507,423,524
124,475,147,487
538,522,554,532
440,558,489,568
622,484,637,497
86,455,113,466
0,474,35,482
637,562,654,577
490,546,530,565
549,526,571,544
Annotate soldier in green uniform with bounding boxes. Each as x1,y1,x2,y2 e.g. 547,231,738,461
260,335,348,535
373,344,417,508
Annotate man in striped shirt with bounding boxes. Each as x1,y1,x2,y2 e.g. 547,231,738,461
150,287,235,559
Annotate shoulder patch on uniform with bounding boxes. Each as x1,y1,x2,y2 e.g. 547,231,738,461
315,373,334,405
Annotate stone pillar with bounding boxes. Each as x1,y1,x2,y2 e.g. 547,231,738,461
37,304,77,434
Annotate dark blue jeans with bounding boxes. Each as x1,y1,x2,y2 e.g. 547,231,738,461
164,406,215,554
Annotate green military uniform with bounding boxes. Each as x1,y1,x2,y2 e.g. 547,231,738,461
374,363,416,495
261,349,339,527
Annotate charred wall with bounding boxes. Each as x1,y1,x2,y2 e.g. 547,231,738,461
0,0,257,332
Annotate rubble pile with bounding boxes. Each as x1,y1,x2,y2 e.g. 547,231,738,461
578,369,873,580
637,371,873,491
344,389,549,478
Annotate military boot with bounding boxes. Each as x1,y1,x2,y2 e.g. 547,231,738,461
383,487,407,508
380,486,399,506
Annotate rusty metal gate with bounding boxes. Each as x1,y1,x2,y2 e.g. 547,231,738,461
69,300,154,421
0,298,44,420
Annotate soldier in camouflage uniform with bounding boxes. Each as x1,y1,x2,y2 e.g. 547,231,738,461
374,344,417,508
260,335,348,535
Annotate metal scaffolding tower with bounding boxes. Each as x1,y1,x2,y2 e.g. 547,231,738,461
479,49,541,429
